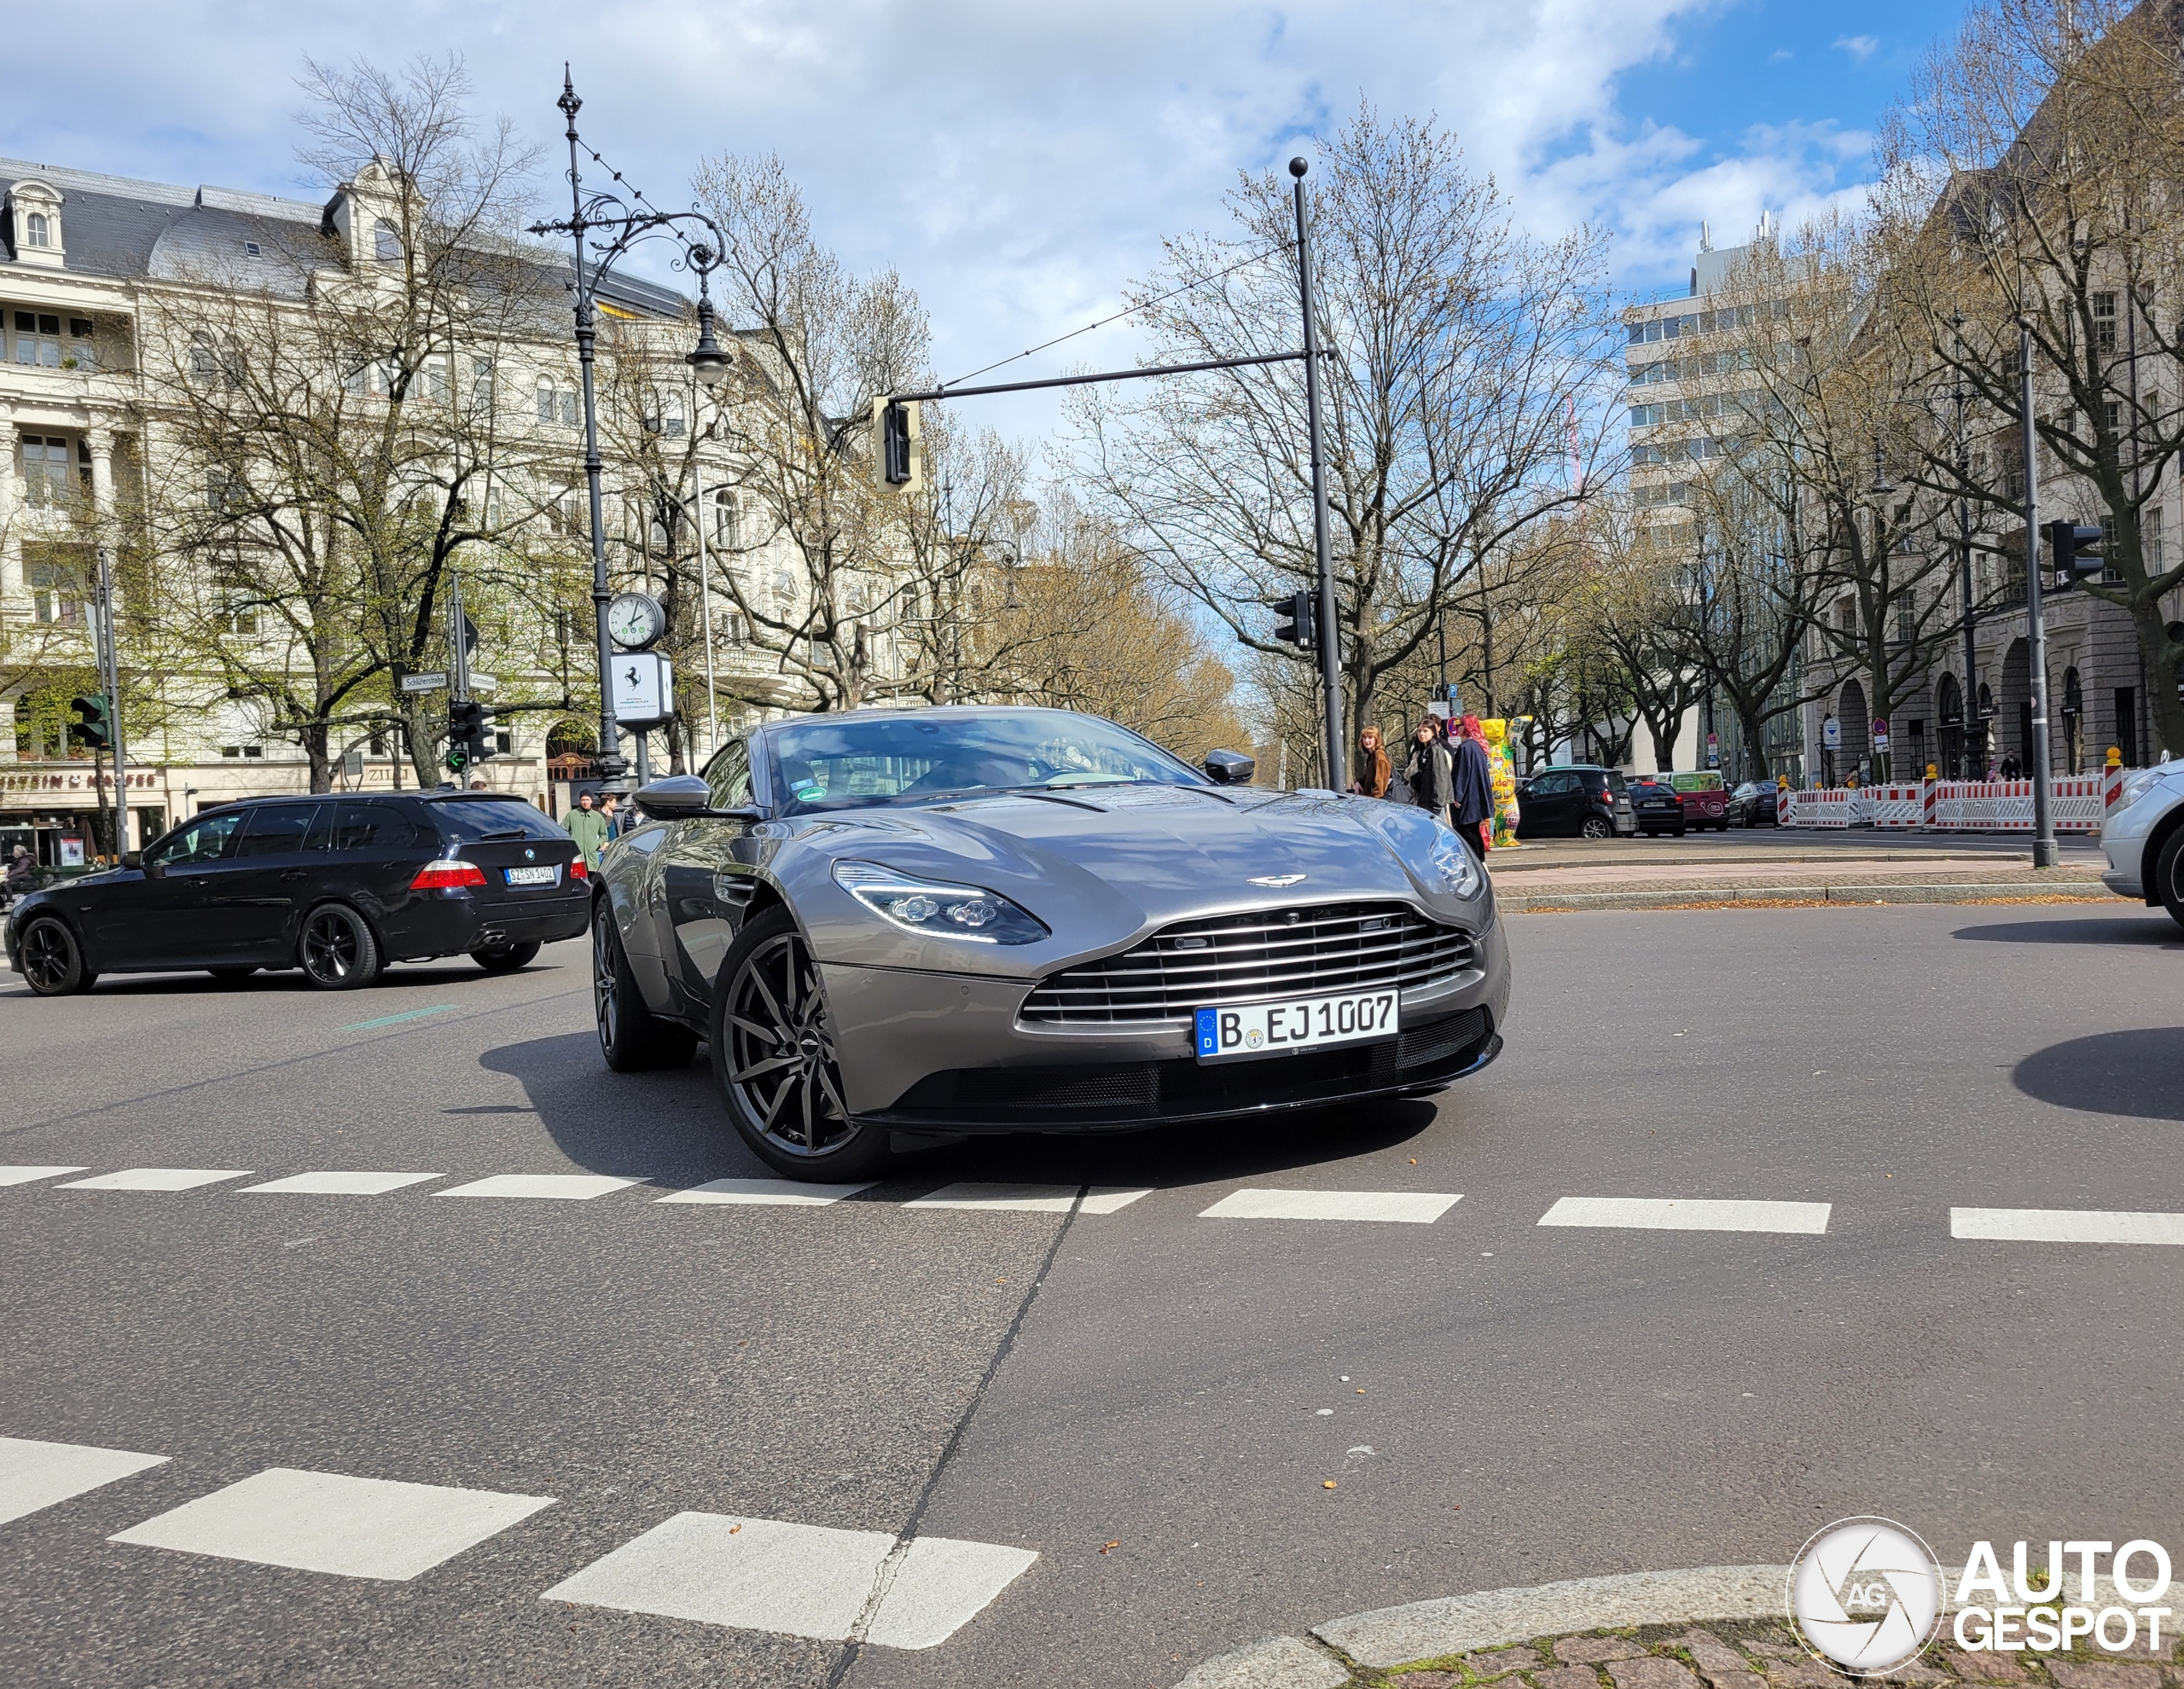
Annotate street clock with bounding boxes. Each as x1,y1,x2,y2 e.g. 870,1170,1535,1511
607,590,667,652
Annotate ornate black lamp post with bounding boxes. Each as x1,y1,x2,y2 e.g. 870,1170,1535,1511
529,69,733,793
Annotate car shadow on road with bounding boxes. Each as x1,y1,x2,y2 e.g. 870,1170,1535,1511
67,961,502,996
477,1028,1445,1193
2014,1028,2184,1122
1951,914,2182,946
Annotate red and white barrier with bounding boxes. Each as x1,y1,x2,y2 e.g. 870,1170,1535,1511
1784,771,2134,833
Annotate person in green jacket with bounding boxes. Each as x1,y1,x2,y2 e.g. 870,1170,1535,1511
566,790,612,871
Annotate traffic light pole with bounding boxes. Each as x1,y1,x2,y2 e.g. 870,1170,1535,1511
94,546,126,856
2019,319,2059,868
1292,159,1345,794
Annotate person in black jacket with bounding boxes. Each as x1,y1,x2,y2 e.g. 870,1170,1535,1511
1449,713,1496,860
1403,717,1453,825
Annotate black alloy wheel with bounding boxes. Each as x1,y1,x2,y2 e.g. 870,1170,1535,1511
712,907,886,1180
298,903,380,990
1580,815,1613,840
593,905,694,1070
18,916,93,996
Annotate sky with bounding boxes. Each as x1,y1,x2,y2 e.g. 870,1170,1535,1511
2,0,1971,442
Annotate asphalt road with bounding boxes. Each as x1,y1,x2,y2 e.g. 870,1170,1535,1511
2,898,2178,1687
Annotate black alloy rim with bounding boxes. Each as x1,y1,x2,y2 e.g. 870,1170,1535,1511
725,932,851,1156
302,909,360,982
594,921,618,1053
20,921,72,992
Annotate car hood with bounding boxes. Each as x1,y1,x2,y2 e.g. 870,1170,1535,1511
772,785,1490,976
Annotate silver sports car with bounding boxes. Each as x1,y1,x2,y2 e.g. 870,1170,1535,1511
592,705,1511,1180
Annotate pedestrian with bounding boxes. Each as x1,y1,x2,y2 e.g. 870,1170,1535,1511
600,794,620,840
1403,717,1453,827
6,844,35,906
1449,713,1496,862
1349,727,1392,798
566,791,611,873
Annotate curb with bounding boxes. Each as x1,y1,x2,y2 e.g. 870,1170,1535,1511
1497,882,2111,912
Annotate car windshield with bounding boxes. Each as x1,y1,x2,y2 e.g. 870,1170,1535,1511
765,711,1206,815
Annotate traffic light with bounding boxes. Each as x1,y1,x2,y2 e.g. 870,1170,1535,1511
1270,589,1317,650
445,698,491,773
2044,519,2105,588
870,398,921,488
73,694,112,750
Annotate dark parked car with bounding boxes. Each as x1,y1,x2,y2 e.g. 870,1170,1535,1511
7,791,590,996
1515,766,1635,839
1729,779,1783,827
1628,779,1686,837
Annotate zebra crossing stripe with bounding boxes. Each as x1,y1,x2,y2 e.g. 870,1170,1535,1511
657,1178,875,1206
1536,1196,1830,1234
0,1437,169,1528
1199,1188,1461,1224
1950,1206,2184,1245
0,1167,89,1187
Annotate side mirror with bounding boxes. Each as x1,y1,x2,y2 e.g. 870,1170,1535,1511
142,857,166,879
122,851,142,869
634,775,763,823
1203,750,1257,786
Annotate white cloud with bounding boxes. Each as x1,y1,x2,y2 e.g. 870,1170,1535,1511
0,1,1883,433
1769,48,1794,63
1833,34,1880,61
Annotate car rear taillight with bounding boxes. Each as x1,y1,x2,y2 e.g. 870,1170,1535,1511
410,859,486,890
568,856,588,880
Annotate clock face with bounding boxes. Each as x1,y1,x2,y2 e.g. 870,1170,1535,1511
607,591,665,651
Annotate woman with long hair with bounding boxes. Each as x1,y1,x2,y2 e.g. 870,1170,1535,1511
1350,726,1392,798
1449,712,1496,861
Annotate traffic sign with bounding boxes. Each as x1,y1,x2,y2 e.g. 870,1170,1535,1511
401,671,448,693
1822,717,1842,750
468,675,498,691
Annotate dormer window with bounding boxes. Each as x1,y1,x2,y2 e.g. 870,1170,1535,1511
244,241,262,258
8,179,66,266
24,212,49,247
374,218,402,264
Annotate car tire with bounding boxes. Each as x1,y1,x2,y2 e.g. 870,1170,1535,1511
1580,815,1613,839
474,940,543,973
2156,828,2184,930
18,915,94,996
710,906,891,1182
206,966,258,984
297,903,382,990
594,903,696,1071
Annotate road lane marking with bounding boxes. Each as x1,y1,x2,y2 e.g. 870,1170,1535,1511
1199,1188,1461,1224
907,1183,1149,1215
436,1175,648,1200
338,1005,456,1031
540,1511,1036,1649
1536,1196,1831,1234
55,1168,254,1193
241,1172,446,1196
1951,1206,2184,1245
0,1166,88,1187
110,1467,555,1582
657,1178,875,1206
0,1437,169,1528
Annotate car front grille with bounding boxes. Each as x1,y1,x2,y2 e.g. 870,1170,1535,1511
1019,901,1476,1027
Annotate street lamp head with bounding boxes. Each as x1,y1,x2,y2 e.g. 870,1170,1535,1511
687,295,731,390
1289,157,1309,179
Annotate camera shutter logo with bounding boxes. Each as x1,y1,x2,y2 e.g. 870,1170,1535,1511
1788,1518,1943,1674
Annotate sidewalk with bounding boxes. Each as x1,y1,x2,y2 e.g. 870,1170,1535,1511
1176,1568,2179,1687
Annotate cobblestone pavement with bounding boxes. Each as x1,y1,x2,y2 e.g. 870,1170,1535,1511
1182,1616,2181,1689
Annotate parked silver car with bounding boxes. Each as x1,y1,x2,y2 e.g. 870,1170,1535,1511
590,705,1512,1180
2099,762,2184,927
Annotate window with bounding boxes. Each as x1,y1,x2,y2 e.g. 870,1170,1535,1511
1628,322,1645,345
14,311,60,367
374,218,403,264
29,557,81,624
703,737,752,808
712,489,738,546
223,596,261,636
243,240,262,258
492,728,513,755
66,317,93,369
662,394,685,438
24,212,49,247
148,810,243,866
20,435,83,508
2106,399,2122,433
2146,506,2165,575
537,379,578,427
235,802,328,856
2094,292,2117,355
471,356,493,407
207,465,247,516
329,804,423,851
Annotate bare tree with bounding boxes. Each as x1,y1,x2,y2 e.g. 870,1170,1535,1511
1072,106,1617,751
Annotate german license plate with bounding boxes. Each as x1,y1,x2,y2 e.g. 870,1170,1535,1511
503,865,559,886
1194,990,1398,1062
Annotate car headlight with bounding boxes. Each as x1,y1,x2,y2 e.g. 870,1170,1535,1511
830,860,1049,945
2120,769,2167,810
1425,824,1484,897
